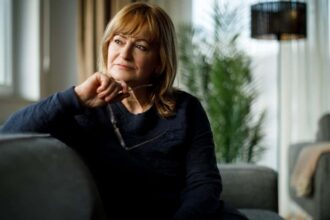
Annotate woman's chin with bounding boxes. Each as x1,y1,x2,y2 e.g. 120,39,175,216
107,74,142,86
110,75,130,82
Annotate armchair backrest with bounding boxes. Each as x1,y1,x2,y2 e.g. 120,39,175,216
316,114,330,141
219,164,278,212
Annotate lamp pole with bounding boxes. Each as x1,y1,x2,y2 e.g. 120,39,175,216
277,34,281,171
251,1,307,215
251,1,307,170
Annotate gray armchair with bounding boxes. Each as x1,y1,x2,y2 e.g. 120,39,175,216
0,134,282,220
219,164,282,220
288,114,330,220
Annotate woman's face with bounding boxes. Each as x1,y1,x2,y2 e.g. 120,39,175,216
107,28,160,86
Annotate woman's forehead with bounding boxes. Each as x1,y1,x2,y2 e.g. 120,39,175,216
115,30,153,42
112,19,158,42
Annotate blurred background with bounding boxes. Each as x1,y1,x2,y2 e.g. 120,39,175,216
0,0,329,219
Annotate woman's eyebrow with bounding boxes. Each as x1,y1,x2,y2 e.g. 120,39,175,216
135,39,150,44
134,36,153,44
116,34,151,44
117,34,127,38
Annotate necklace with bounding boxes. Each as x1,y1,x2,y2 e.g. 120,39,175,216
107,104,127,149
107,104,168,151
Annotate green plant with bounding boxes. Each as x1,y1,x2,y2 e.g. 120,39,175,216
177,1,266,163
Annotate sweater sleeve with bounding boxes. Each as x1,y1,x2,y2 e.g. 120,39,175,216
0,87,84,143
172,97,222,220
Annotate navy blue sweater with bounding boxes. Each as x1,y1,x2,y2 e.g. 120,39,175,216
1,87,222,220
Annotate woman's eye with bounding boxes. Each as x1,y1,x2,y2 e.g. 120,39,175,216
136,44,147,51
114,39,123,45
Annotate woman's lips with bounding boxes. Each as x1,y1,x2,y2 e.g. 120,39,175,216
116,63,135,70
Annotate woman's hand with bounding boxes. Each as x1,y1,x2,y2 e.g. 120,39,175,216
74,72,129,107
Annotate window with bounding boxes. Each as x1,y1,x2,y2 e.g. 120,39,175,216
0,0,41,99
0,0,13,95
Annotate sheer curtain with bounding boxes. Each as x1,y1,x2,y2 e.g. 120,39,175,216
279,0,330,217
77,0,112,83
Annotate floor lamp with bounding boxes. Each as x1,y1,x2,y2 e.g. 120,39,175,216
250,1,307,170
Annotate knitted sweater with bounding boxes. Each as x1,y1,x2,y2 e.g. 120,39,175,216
1,87,222,220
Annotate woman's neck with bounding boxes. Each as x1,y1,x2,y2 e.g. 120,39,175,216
121,89,153,114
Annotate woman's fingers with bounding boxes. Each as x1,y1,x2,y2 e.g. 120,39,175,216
75,72,129,107
96,74,129,103
96,73,112,93
98,84,119,99
97,81,120,97
102,86,130,102
118,80,128,93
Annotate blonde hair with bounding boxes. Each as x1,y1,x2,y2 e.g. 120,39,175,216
98,2,177,118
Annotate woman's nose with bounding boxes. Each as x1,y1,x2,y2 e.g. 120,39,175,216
120,43,133,60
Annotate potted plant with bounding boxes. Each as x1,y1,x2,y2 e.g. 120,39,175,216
177,1,266,163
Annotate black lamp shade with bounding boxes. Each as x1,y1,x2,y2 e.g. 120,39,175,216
251,1,307,40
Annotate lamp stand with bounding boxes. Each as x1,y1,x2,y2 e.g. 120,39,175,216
277,36,282,171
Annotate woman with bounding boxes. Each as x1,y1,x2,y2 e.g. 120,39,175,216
1,2,247,220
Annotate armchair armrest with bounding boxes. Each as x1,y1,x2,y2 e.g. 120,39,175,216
218,164,278,212
288,142,330,220
0,134,106,220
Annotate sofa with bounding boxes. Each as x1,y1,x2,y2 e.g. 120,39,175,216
288,114,330,220
0,133,282,220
